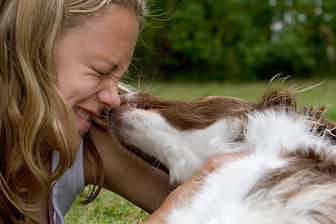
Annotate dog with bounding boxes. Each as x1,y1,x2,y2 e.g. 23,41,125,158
109,88,336,224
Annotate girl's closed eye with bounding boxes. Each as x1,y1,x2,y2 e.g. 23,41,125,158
96,64,121,80
94,68,116,79
103,71,122,82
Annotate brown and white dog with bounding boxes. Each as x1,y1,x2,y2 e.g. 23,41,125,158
110,89,336,224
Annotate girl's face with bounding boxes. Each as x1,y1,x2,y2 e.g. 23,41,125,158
56,6,139,136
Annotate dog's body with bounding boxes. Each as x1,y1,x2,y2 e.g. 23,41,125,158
110,89,336,224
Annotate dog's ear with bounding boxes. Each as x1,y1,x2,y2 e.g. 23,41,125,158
259,89,297,111
301,106,336,144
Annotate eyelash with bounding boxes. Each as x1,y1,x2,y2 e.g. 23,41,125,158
97,70,120,82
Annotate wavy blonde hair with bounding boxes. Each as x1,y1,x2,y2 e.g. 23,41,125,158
0,0,146,223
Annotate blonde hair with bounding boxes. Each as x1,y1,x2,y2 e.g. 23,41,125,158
0,0,146,223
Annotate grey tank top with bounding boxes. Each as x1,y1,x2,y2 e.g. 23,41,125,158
49,140,85,224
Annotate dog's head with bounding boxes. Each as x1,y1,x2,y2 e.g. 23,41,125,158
110,92,256,183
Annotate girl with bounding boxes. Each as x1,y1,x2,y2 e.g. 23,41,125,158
0,0,237,223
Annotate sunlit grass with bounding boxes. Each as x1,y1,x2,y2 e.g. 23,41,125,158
66,79,335,223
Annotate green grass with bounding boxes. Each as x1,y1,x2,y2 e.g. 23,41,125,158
66,79,336,223
65,190,149,223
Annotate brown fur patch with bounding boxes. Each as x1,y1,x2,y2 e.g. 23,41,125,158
122,93,255,130
248,152,336,222
250,154,336,197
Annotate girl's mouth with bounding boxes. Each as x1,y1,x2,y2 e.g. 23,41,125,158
74,106,92,133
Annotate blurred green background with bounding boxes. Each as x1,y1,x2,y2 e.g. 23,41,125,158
128,0,336,82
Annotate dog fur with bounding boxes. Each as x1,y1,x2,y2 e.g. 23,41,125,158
110,89,336,224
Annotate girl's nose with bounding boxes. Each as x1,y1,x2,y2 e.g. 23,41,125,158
96,84,121,108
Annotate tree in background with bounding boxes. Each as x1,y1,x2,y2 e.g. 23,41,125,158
130,0,336,82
